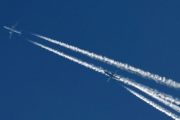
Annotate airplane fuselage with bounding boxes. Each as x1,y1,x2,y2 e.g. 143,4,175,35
4,26,21,34
104,71,119,80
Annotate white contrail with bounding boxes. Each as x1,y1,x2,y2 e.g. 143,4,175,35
28,40,180,116
28,40,104,74
124,87,180,120
136,84,180,113
32,33,180,89
28,39,180,110
145,87,180,106
115,75,180,113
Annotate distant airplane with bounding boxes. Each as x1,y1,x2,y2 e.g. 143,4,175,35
104,70,119,82
4,22,22,39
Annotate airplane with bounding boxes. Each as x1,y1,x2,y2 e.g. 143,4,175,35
104,70,119,82
4,22,22,39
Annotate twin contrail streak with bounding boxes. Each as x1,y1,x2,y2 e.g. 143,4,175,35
139,85,180,113
28,40,180,118
32,33,180,89
31,33,180,106
116,76,180,113
125,87,180,120
28,40,104,74
149,89,180,106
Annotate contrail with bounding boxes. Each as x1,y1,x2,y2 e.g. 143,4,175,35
31,34,180,105
147,88,180,106
116,75,180,113
28,40,105,74
31,33,180,89
28,39,180,112
137,85,180,113
125,87,180,120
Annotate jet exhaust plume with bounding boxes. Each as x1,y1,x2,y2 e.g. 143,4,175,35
148,88,180,106
137,85,180,113
28,39,180,110
31,33,180,106
32,33,180,89
28,39,180,118
116,75,180,112
28,40,104,74
125,87,180,120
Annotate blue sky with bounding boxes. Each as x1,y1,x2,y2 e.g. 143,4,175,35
0,0,180,120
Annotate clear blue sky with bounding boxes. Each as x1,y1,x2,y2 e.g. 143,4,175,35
0,0,180,120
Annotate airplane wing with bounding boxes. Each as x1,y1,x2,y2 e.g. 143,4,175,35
114,70,118,74
8,22,19,39
12,22,18,29
9,32,12,39
107,77,111,82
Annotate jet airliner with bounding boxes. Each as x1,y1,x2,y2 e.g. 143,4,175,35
104,70,119,82
4,22,22,39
